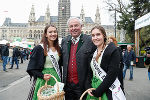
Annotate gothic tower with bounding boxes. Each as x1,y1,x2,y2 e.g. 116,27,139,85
45,4,50,25
80,5,85,24
58,0,70,38
28,5,36,26
95,5,101,25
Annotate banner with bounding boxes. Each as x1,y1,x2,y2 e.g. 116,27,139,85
135,12,150,30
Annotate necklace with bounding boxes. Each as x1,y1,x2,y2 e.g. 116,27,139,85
97,44,105,54
95,44,106,62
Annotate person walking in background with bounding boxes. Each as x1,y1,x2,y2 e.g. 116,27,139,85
25,48,29,60
20,48,24,64
108,36,124,90
26,25,62,100
9,45,20,69
86,26,125,100
61,17,96,100
122,49,126,56
23,48,27,60
144,53,150,80
123,45,136,80
0,46,2,61
1,43,10,72
7,46,13,67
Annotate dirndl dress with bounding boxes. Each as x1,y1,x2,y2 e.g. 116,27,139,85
87,49,108,100
32,51,60,100
86,76,108,100
32,68,60,100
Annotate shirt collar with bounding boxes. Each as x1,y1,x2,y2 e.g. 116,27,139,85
71,34,81,44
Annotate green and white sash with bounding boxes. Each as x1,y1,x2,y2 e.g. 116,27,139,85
92,49,126,100
39,44,61,80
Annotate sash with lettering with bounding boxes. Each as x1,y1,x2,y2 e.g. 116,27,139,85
47,50,61,80
92,49,126,100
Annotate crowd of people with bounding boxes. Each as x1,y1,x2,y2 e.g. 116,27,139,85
1,17,149,100
0,44,31,72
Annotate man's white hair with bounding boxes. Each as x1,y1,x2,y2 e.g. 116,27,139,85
67,17,83,27
127,45,132,48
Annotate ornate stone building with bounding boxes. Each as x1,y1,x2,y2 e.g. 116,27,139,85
0,0,121,45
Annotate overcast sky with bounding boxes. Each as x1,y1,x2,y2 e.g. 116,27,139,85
0,0,115,26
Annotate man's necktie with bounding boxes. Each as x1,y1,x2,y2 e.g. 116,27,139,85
72,38,76,44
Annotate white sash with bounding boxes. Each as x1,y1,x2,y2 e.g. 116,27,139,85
92,50,126,100
47,51,61,80
39,44,61,80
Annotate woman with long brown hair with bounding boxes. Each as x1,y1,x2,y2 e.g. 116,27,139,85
26,24,62,100
86,26,126,100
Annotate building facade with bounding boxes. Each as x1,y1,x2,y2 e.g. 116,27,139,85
0,0,121,45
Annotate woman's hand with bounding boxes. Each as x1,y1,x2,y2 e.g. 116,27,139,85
87,89,94,96
43,74,51,81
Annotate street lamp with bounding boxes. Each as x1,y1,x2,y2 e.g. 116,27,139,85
108,6,117,38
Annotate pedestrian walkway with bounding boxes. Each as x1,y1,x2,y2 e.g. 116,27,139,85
0,75,30,100
0,60,29,91
124,67,150,100
0,65,150,100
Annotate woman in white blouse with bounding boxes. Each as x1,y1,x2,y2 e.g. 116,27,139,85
27,24,62,100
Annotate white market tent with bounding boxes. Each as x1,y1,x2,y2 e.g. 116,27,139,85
0,40,9,45
11,41,21,47
21,41,34,49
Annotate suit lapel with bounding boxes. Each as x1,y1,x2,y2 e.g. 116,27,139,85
76,34,84,53
67,36,71,54
67,34,84,54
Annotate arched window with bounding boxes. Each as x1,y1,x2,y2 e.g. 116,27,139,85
41,30,43,33
29,30,32,33
86,31,88,34
39,34,40,39
38,30,40,33
34,30,36,34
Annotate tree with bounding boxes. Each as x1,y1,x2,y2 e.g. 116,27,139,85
139,25,150,49
105,0,150,44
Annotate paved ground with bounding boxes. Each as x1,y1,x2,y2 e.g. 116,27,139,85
124,67,150,100
0,60,150,100
0,60,28,90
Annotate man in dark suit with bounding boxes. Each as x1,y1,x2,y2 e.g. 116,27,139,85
61,17,96,100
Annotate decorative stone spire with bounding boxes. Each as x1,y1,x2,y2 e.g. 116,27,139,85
45,4,50,25
80,5,85,23
28,5,36,23
95,5,101,25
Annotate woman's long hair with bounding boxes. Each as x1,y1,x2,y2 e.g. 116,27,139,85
108,36,118,46
91,25,107,62
40,24,61,56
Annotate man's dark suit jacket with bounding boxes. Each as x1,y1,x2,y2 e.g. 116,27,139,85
61,34,96,91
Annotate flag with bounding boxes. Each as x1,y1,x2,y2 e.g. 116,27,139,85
3,11,8,12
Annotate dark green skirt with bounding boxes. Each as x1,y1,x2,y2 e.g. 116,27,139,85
86,76,108,100
32,68,60,100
